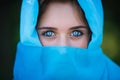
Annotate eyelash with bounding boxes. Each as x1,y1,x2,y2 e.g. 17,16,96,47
41,30,56,37
70,30,83,37
40,30,83,39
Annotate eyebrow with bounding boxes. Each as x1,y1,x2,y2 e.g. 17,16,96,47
69,26,88,30
37,25,88,30
37,27,57,30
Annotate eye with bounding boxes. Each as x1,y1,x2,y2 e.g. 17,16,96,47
70,30,83,37
42,31,55,37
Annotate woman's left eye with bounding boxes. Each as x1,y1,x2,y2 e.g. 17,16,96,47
70,30,83,37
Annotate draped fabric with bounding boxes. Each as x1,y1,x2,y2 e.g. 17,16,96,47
14,0,120,80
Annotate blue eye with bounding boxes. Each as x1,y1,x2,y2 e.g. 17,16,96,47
42,31,55,37
71,30,82,37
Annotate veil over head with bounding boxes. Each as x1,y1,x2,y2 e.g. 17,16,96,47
14,0,120,80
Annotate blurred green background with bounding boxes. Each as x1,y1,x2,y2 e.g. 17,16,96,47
0,0,120,80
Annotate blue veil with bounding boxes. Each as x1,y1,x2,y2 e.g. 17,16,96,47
14,0,120,80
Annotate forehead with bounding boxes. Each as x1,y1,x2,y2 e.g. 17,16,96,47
38,2,87,29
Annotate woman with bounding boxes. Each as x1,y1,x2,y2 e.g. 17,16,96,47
14,0,120,80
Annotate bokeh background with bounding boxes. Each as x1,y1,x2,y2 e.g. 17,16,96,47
0,0,120,80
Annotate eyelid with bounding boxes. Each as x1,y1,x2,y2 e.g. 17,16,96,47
39,30,57,39
72,28,90,34
68,30,85,40
70,30,83,36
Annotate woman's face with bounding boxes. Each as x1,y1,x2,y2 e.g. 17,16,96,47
37,2,90,48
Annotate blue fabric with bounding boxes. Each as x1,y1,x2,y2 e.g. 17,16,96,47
20,0,103,48
78,0,104,48
14,43,120,80
14,0,120,80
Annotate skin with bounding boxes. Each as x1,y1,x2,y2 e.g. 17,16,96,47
37,2,90,48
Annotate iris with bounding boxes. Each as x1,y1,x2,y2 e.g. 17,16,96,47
42,31,55,37
71,30,82,37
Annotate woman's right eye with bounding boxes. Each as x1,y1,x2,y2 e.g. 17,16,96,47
42,31,55,37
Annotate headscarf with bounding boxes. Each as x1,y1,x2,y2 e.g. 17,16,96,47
14,0,120,80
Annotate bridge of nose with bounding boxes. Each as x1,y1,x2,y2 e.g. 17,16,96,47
56,34,70,46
